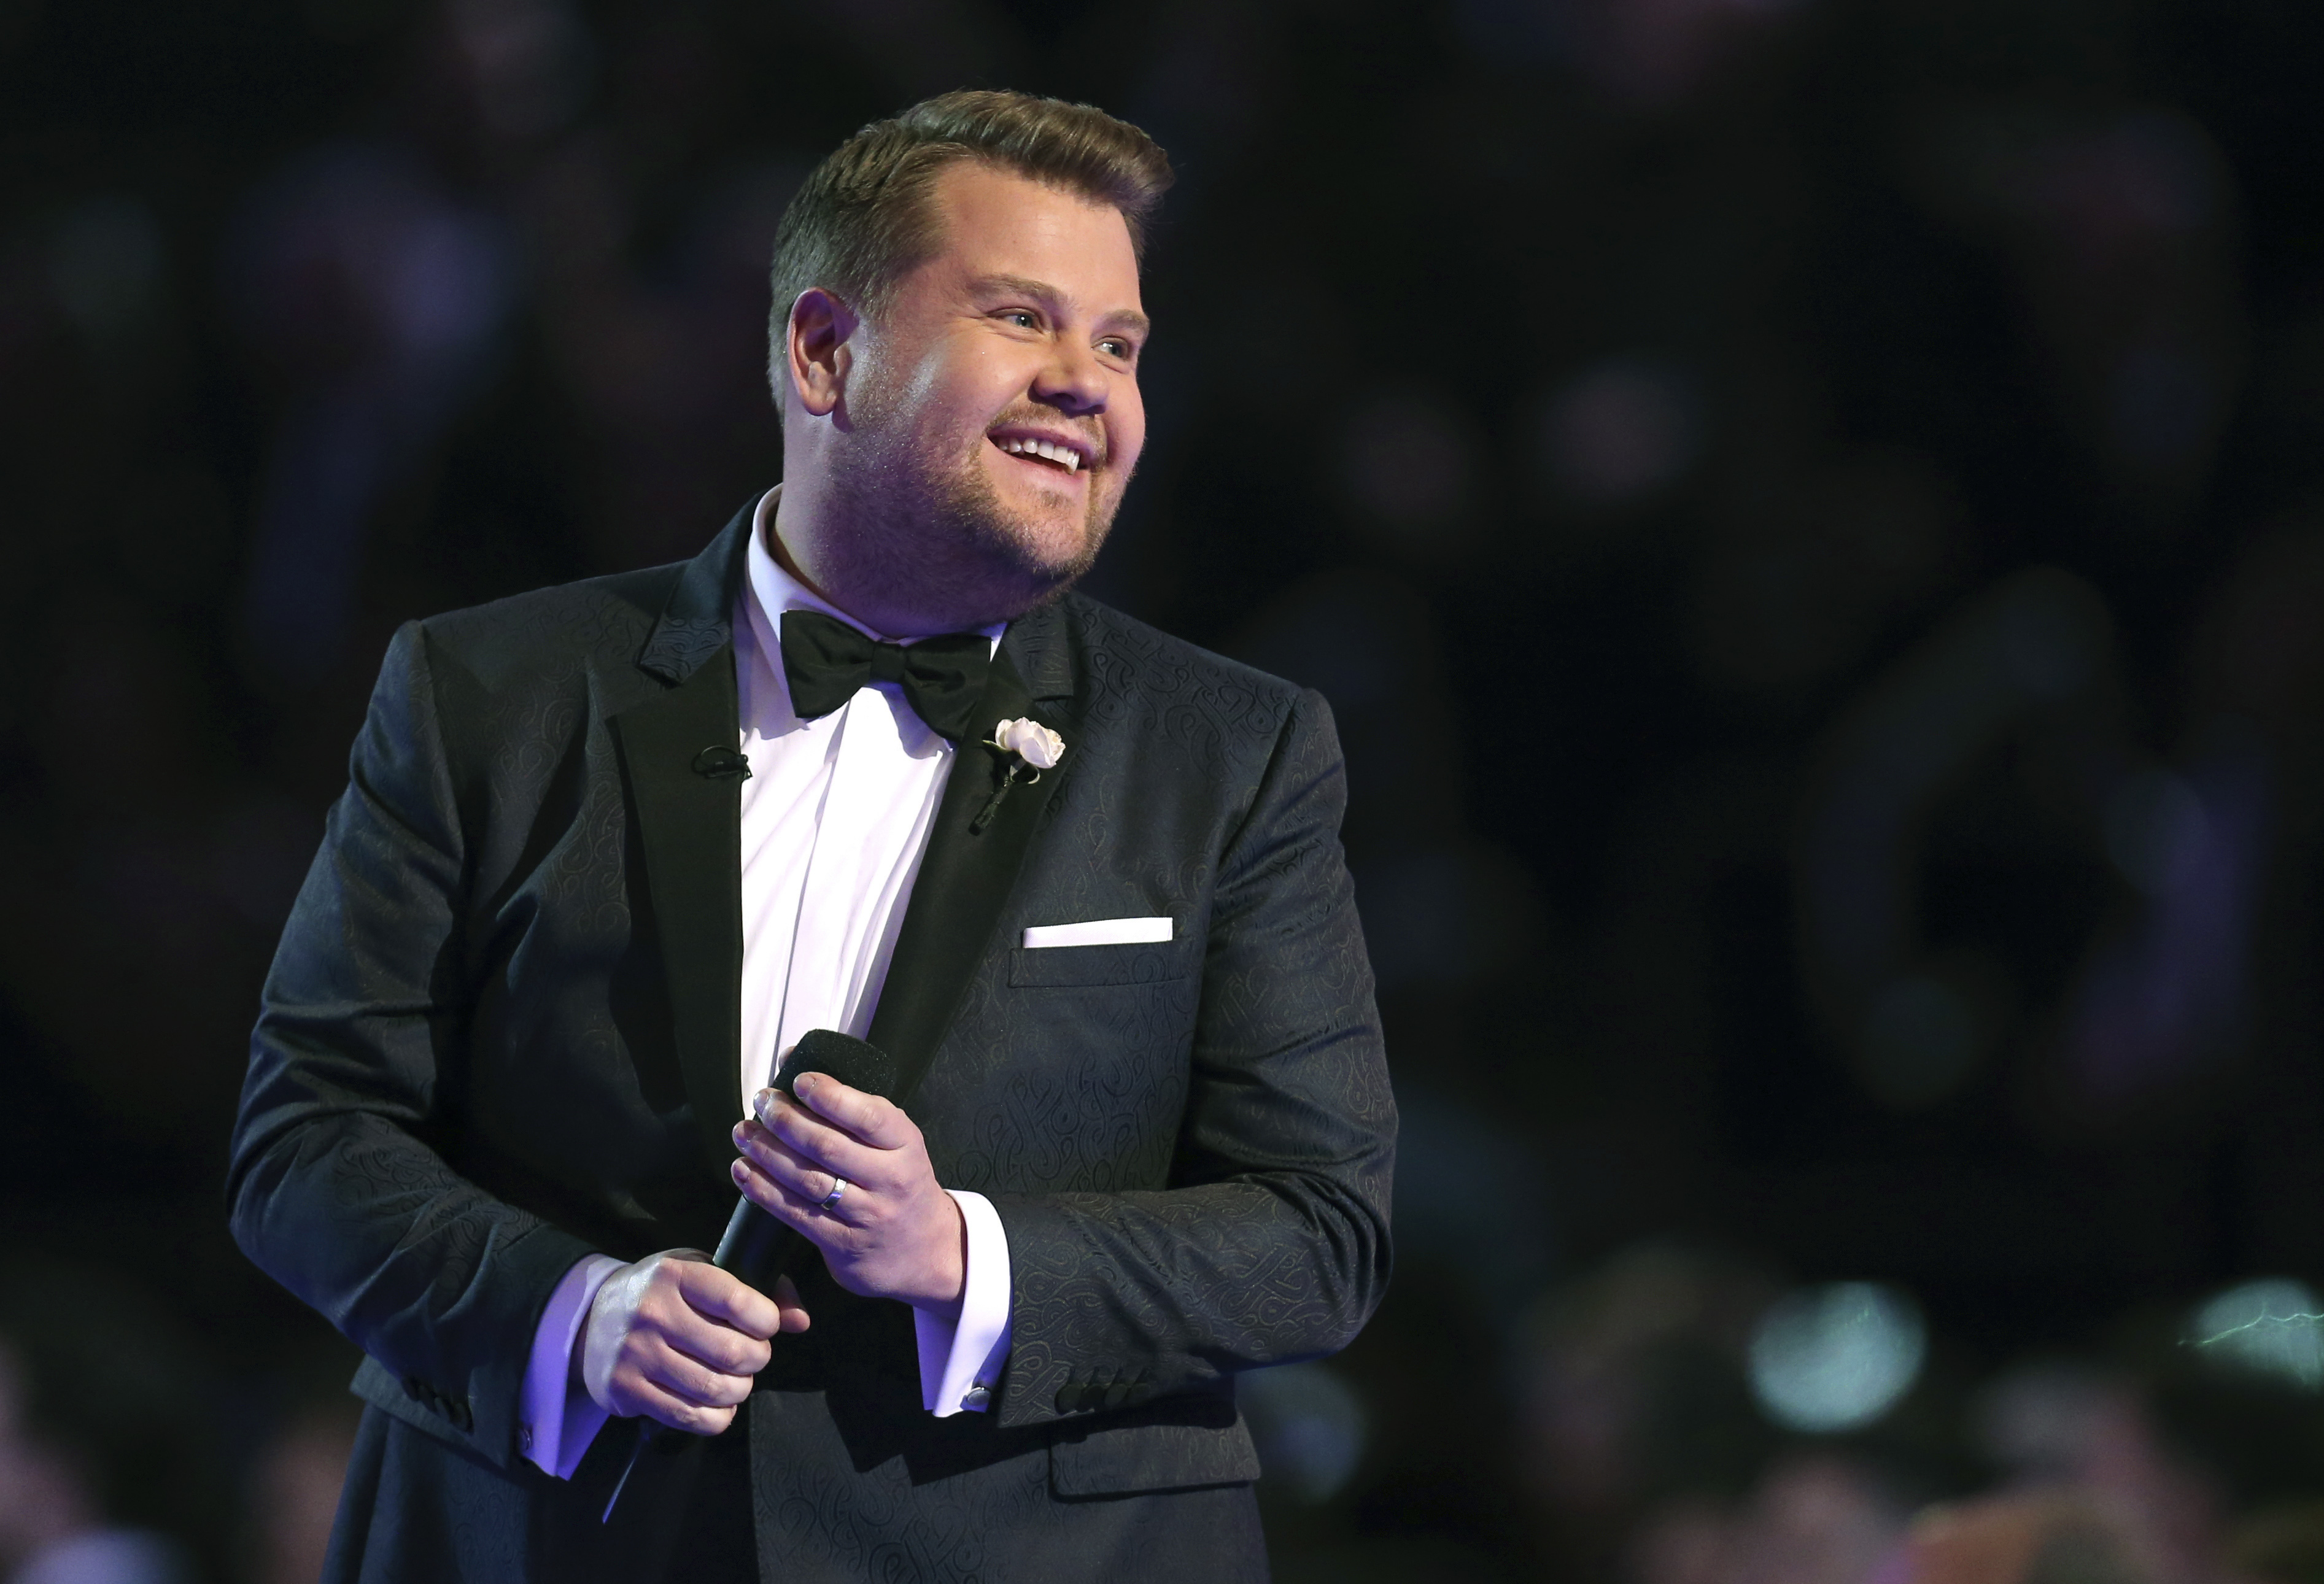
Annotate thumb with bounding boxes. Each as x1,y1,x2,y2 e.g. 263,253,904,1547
772,1272,812,1334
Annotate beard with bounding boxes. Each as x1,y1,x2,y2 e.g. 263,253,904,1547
816,384,1125,632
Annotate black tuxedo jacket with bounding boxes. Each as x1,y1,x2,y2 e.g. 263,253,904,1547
228,504,1395,1582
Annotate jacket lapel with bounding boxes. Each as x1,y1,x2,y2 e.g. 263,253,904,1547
611,504,755,1181
869,601,1080,1104
615,509,1080,1166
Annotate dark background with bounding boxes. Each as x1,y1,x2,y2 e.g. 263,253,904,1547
4,1,2323,1580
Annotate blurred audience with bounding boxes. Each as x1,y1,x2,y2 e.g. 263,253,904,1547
0,1273,206,1584
239,1376,359,1584
6,0,2324,1577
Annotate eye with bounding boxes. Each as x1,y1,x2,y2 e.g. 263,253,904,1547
1000,310,1038,330
1099,338,1137,361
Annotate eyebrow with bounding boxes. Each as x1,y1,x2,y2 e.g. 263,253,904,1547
971,273,1152,339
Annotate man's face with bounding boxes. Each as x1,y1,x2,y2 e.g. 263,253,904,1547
834,161,1148,614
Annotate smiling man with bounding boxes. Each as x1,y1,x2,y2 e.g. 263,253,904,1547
230,92,1394,1584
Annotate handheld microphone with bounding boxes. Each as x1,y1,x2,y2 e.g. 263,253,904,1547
707,1030,900,1287
601,1030,901,1524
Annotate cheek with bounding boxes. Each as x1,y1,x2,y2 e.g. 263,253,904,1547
930,339,1026,419
893,358,970,438
1109,405,1147,477
878,342,988,442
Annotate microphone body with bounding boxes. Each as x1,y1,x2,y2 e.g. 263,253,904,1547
601,1030,901,1523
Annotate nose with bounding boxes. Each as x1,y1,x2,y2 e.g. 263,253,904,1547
1031,339,1108,417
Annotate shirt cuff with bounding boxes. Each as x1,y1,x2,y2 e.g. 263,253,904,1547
519,1252,624,1479
915,1189,1012,1416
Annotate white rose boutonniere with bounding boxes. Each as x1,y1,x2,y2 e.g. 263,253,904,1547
972,716,1067,832
992,717,1066,770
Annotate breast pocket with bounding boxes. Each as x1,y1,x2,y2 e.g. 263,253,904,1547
1009,936,1200,988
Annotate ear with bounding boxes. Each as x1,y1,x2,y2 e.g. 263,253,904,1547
785,287,858,418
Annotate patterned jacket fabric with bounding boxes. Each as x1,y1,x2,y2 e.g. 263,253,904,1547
227,501,1396,1583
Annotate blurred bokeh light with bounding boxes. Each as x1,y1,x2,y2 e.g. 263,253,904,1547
1239,1362,1372,1507
1746,1282,1927,1435
2190,1278,2324,1393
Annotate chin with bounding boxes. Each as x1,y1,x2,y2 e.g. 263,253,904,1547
982,484,1105,573
900,457,1118,619
1019,509,1115,580
1017,515,1098,573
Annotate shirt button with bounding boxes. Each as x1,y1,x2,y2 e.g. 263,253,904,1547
519,1424,534,1452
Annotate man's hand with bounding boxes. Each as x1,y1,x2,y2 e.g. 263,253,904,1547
577,1251,810,1435
730,1073,967,1316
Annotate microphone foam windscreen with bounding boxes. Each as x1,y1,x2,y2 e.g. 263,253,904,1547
777,1030,899,1102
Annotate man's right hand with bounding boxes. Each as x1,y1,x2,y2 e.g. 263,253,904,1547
576,1250,811,1435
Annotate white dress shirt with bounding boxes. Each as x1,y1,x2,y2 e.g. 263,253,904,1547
516,488,1014,1479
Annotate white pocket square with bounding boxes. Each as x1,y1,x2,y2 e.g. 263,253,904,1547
1021,917,1173,949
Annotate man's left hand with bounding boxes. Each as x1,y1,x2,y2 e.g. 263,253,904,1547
730,1073,967,1316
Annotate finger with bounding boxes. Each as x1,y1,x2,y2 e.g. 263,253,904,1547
638,1335,756,1410
772,1273,811,1334
673,1258,784,1340
789,1072,917,1149
655,1304,773,1378
748,1094,878,1176
633,1283,771,1380
621,1372,740,1437
746,1100,894,1187
734,1113,836,1178
732,1119,862,1213
730,1151,831,1235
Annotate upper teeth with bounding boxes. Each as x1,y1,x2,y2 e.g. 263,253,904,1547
998,436,1082,472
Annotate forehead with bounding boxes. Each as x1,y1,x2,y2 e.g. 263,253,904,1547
920,161,1142,309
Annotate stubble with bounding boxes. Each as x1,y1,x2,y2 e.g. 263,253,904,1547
819,382,1124,631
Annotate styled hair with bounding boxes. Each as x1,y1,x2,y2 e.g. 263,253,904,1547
767,90,1172,373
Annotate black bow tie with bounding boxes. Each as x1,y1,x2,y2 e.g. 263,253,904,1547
778,608,992,743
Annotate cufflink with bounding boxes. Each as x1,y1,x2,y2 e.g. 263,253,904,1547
519,1423,534,1453
960,1384,991,1410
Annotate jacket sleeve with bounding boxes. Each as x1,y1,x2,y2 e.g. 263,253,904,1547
988,687,1396,1427
227,622,595,1469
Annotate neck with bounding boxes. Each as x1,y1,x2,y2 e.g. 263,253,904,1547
764,505,882,635
769,469,1052,638
761,483,916,638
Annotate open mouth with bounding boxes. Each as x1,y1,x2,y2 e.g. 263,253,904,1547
990,433,1091,477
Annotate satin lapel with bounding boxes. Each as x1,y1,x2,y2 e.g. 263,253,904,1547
612,647,746,1180
610,498,757,1182
869,616,1079,1104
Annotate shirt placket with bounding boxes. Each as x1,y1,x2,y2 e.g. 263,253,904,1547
773,684,899,1067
